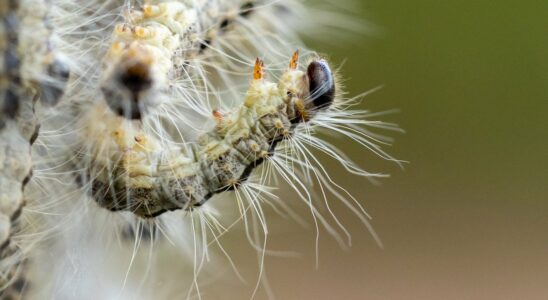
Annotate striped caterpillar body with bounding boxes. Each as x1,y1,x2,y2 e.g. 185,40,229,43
0,0,399,298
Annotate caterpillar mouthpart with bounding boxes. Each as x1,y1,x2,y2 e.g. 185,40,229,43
89,53,338,218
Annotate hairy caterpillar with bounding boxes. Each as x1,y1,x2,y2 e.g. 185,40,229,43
1,0,69,296
91,53,335,217
1,0,399,298
102,0,260,119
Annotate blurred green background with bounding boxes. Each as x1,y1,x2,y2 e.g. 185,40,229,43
208,1,548,299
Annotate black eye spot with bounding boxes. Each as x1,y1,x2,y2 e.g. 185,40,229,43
307,60,335,110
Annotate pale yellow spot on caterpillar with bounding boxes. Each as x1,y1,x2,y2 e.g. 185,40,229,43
110,42,126,54
250,141,261,153
124,44,154,65
259,150,269,158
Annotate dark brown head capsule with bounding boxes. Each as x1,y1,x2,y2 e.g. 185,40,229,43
307,60,335,111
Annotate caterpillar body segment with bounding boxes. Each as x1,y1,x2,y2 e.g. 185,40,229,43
1,0,22,127
102,0,259,119
0,122,32,296
0,0,69,295
91,53,336,218
18,0,70,106
0,1,32,293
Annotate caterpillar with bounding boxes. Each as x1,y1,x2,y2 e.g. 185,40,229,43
91,53,336,218
1,0,400,298
1,0,69,297
101,0,261,119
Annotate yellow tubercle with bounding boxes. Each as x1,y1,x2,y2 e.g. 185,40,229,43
289,50,299,70
133,134,156,153
112,129,128,149
134,26,154,39
143,4,161,17
124,43,154,65
253,58,264,80
110,41,126,53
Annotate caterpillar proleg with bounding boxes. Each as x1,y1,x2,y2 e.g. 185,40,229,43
1,0,400,298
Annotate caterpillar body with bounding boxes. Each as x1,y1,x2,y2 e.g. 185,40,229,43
91,53,335,218
102,0,259,119
0,0,400,298
1,0,69,296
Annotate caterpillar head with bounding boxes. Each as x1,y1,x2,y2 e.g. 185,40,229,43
279,52,336,123
306,59,336,111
